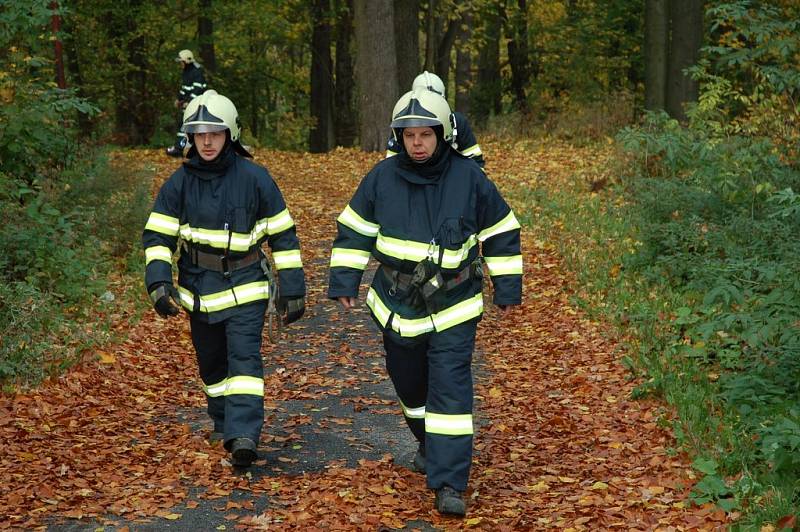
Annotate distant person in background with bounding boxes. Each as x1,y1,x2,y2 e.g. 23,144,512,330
386,71,484,168
166,49,207,157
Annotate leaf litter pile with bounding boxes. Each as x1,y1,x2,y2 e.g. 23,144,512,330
0,141,731,530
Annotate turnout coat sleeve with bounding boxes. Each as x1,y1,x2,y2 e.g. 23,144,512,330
260,175,306,298
178,65,207,103
143,173,182,292
477,177,522,305
327,169,379,299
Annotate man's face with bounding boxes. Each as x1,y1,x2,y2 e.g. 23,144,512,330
402,126,437,162
194,130,227,161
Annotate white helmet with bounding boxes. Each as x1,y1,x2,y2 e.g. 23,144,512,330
411,71,446,98
390,89,453,143
175,49,196,64
182,90,241,141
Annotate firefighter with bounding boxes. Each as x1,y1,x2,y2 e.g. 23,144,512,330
143,91,306,467
329,89,522,516
385,71,484,167
166,49,208,157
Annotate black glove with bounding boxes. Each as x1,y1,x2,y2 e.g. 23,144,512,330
278,296,305,325
149,283,181,318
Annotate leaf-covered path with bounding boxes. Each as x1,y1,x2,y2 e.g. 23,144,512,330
1,142,730,531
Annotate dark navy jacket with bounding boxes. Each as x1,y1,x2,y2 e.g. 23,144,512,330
328,149,521,338
143,149,305,324
178,63,207,103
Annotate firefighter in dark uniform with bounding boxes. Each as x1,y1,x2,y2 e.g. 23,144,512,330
386,71,484,168
143,91,306,467
166,49,208,157
328,89,521,515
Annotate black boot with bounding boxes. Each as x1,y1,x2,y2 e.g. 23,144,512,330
435,486,466,516
230,437,257,467
411,443,425,473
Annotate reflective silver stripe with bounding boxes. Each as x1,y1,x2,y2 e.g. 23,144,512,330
145,245,172,265
145,212,180,236
177,281,269,313
204,379,227,397
273,249,303,269
425,412,473,435
225,376,264,396
484,255,523,276
478,211,521,242
460,143,482,157
385,150,398,158
375,233,478,268
330,248,370,269
177,210,295,253
400,399,425,419
338,205,379,237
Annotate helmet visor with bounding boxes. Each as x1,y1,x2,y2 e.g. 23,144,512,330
390,116,440,129
183,123,228,134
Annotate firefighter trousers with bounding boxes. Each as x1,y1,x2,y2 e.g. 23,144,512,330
383,318,478,492
189,301,267,449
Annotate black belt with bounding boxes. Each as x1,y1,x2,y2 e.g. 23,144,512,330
381,261,476,293
183,244,261,275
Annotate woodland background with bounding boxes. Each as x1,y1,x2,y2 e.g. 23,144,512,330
1,0,800,527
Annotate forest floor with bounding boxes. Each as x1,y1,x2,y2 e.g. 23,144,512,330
1,142,732,531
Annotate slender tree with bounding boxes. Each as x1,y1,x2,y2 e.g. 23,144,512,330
644,0,669,111
505,0,531,112
455,8,472,116
198,0,216,75
666,0,703,122
354,0,397,151
309,0,335,152
334,0,356,147
394,0,419,92
473,2,502,126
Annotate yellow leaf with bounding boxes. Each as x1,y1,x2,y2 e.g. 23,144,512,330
465,517,483,526
559,476,577,483
488,387,502,398
530,481,550,492
97,350,116,364
609,441,622,449
649,485,665,495
590,481,609,490
164,513,181,520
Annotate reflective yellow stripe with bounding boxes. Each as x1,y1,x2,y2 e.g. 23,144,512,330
267,209,294,235
375,233,478,268
273,249,303,270
145,212,180,236
478,211,521,242
385,149,398,158
338,205,379,237
366,288,435,337
365,287,481,337
430,292,483,331
484,255,523,276
459,143,482,157
330,248,371,270
425,412,473,436
225,376,264,396
204,379,227,397
145,245,172,265
400,399,425,419
177,281,270,313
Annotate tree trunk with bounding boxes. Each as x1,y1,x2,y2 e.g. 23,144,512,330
51,2,66,89
309,0,335,152
424,0,436,71
334,0,356,147
434,18,458,90
666,0,703,122
394,0,419,92
644,0,668,111
354,0,397,152
198,0,216,75
455,9,472,116
112,1,151,145
473,4,502,127
62,12,92,134
506,0,530,112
